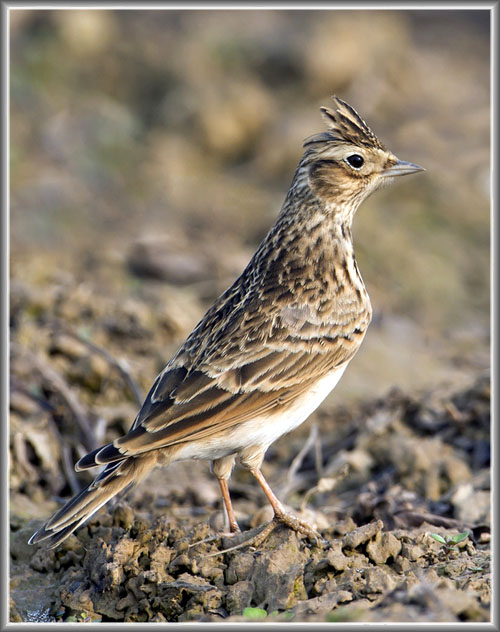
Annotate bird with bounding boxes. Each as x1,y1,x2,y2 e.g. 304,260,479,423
29,96,424,549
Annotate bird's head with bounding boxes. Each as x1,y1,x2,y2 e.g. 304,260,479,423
300,96,423,220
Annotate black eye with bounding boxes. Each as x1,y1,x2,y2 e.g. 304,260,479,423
346,154,364,169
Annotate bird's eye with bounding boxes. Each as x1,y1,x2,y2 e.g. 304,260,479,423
346,154,364,169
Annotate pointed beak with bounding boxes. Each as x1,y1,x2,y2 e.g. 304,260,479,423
382,159,425,177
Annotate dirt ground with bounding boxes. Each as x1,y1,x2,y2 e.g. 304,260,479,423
9,265,490,623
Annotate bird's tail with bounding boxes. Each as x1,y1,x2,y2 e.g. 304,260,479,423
28,453,155,549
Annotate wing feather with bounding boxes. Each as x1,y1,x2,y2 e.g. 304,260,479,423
89,295,370,464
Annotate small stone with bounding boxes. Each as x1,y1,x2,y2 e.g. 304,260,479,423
400,543,426,561
342,520,384,549
170,553,191,571
116,591,136,612
313,577,337,596
451,483,490,523
225,580,254,614
199,564,224,584
326,541,349,571
366,532,402,564
364,567,397,594
393,557,411,573
225,552,255,585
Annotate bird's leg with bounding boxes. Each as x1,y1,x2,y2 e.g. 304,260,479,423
191,457,240,549
250,467,323,542
206,466,324,555
203,455,325,555
217,477,240,534
212,455,240,533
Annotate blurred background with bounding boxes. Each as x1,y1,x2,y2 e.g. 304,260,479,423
10,7,490,424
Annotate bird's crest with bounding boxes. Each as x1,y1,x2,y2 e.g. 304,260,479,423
304,96,386,151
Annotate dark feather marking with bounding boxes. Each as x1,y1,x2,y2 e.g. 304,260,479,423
153,367,188,401
174,370,218,402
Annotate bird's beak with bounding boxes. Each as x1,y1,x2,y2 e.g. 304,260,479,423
382,159,425,177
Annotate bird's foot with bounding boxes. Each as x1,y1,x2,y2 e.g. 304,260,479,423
204,511,326,556
273,508,326,545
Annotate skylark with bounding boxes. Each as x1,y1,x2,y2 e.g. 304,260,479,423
30,97,423,548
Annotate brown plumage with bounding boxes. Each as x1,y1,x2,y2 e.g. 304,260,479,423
29,96,424,548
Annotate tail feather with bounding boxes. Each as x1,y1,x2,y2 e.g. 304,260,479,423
75,441,124,471
29,455,155,549
31,521,87,550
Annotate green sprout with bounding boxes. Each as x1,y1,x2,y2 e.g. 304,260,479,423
242,607,268,620
242,607,279,620
430,531,469,551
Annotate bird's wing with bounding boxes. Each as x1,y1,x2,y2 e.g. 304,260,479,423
79,297,370,467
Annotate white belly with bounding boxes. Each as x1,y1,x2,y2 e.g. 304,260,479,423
174,364,348,462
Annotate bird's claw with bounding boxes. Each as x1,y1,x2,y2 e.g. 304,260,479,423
273,510,326,545
200,511,326,556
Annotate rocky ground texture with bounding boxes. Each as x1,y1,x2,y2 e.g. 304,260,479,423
9,270,490,622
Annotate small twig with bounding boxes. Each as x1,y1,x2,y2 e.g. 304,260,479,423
93,415,108,447
13,432,38,481
300,463,349,512
204,521,278,557
12,343,98,452
10,367,88,492
314,425,324,479
61,443,82,496
43,414,87,494
188,533,223,549
50,320,143,407
279,423,319,498
444,401,465,422
9,375,56,413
